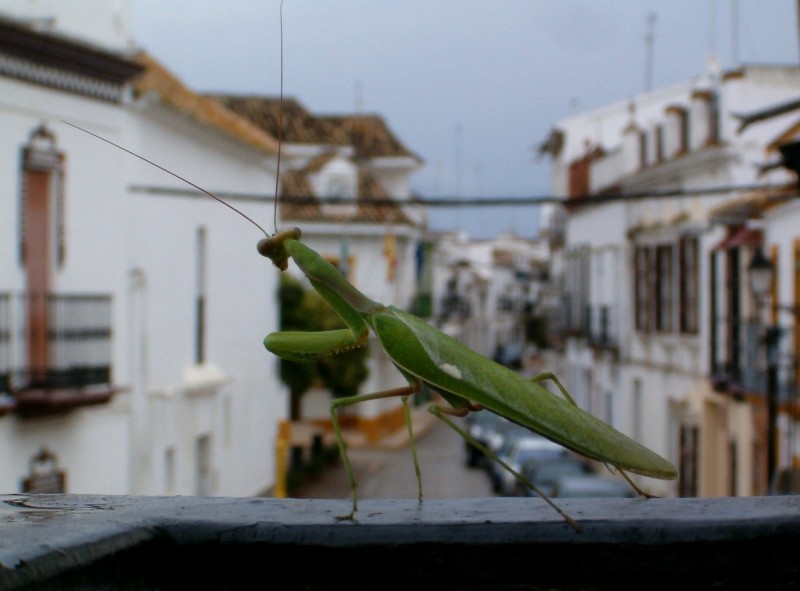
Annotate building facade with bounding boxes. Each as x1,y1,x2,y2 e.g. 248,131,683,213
0,7,286,497
540,65,800,497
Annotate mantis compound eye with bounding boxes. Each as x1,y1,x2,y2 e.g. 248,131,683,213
257,228,302,271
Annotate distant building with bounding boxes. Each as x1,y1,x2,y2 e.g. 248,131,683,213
540,64,800,497
430,231,548,367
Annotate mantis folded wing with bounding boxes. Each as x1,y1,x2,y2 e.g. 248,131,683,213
259,229,678,530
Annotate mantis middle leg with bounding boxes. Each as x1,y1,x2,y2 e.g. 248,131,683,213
329,383,422,520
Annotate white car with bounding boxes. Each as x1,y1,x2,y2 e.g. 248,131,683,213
552,474,636,499
495,435,569,496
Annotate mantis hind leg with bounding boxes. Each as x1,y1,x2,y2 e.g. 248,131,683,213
529,371,577,405
329,383,422,521
529,371,649,497
428,404,581,533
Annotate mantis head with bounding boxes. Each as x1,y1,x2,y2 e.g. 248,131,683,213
257,227,302,271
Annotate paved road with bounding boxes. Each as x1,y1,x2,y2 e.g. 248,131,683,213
292,415,495,502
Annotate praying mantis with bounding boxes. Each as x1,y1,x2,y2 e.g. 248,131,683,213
66,120,676,531
258,228,677,530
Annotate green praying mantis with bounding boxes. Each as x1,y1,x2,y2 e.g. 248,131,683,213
66,111,676,532
258,228,677,530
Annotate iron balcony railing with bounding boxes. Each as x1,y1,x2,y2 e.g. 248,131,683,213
710,316,764,394
710,316,797,401
0,292,112,393
587,304,616,348
552,296,617,349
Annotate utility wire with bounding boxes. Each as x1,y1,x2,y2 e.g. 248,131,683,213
130,181,798,208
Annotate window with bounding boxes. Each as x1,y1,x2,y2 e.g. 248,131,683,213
195,434,213,496
632,378,643,443
655,125,664,163
638,130,648,169
634,235,698,335
195,226,207,364
655,244,673,332
20,126,67,387
633,246,655,332
679,235,699,333
679,425,699,497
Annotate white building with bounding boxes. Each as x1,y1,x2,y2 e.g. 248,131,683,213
540,64,800,497
431,231,548,366
0,6,286,497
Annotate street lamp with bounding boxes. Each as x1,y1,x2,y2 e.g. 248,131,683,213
748,247,773,303
748,247,779,494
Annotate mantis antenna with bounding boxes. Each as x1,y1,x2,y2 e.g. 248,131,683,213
272,0,285,235
61,121,271,239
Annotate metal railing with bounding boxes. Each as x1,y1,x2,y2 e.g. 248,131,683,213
710,315,797,401
0,292,112,392
587,304,616,348
710,316,764,393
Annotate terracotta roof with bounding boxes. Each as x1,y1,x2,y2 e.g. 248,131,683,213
279,170,320,219
132,53,279,154
304,151,339,173
279,167,413,225
319,114,422,161
207,94,350,145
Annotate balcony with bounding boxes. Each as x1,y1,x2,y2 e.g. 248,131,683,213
0,292,116,416
587,304,617,350
709,316,798,402
710,316,763,397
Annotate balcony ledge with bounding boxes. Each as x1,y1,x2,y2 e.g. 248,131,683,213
0,394,15,416
2,494,800,589
13,385,117,417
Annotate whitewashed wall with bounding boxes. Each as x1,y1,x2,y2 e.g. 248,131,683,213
123,104,284,497
0,73,133,494
0,72,287,498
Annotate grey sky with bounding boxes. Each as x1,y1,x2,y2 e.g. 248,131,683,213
130,1,799,239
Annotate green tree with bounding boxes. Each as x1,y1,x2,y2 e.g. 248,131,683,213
276,273,369,420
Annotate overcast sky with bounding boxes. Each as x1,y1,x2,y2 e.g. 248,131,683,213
130,1,799,239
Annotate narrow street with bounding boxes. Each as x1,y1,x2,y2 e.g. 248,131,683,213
291,414,495,502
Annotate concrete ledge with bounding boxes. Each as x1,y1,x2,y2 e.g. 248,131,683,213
2,494,800,589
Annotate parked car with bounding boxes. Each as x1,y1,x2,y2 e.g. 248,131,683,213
493,343,524,370
487,424,542,492
551,474,636,499
464,410,508,468
493,435,569,496
513,456,594,497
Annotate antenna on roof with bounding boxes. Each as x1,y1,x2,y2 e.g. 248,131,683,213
644,12,657,92
731,0,740,67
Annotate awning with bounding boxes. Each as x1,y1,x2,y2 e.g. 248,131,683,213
712,226,762,251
